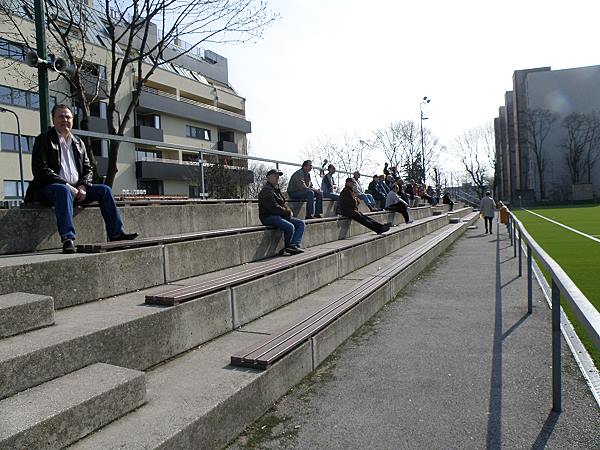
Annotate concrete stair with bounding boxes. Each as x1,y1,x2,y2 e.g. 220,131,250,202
0,206,442,309
0,362,146,449
0,292,54,338
0,199,474,449
68,220,475,449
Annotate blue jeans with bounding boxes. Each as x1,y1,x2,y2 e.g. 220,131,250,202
261,215,305,248
288,190,323,216
323,192,340,201
357,193,375,208
43,183,125,241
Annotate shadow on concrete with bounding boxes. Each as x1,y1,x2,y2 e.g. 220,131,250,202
501,275,520,288
485,233,504,449
531,411,560,449
487,233,546,449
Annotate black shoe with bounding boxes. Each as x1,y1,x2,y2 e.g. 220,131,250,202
282,246,303,255
305,215,314,220
376,225,390,235
110,232,139,242
313,214,323,219
291,245,305,253
62,239,76,254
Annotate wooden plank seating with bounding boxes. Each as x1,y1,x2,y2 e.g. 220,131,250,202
145,215,449,306
76,225,268,253
230,225,458,369
76,211,382,253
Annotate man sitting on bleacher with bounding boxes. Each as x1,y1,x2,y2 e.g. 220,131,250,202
340,178,389,235
259,169,305,255
24,104,137,254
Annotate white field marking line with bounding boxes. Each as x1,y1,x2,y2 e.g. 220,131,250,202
523,209,600,244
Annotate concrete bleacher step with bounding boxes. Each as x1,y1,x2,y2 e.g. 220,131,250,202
68,220,475,449
0,362,146,449
0,214,453,400
0,207,436,309
0,292,54,338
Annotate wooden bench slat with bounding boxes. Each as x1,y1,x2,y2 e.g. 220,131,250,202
231,223,462,369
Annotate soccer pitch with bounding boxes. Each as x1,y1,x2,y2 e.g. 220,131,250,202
513,204,600,365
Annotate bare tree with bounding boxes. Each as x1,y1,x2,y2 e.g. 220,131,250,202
452,126,490,199
583,111,600,183
372,120,443,183
1,0,278,186
562,112,588,184
522,108,559,199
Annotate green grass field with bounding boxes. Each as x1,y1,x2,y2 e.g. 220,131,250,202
513,204,600,367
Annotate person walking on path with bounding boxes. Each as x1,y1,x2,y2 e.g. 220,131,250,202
340,178,389,234
479,191,496,235
287,160,323,219
259,169,305,255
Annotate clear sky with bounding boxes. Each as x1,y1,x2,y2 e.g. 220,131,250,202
210,0,600,172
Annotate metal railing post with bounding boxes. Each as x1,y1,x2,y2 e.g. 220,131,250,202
527,244,532,314
513,221,517,257
199,151,205,196
551,279,562,412
508,216,513,246
518,228,522,277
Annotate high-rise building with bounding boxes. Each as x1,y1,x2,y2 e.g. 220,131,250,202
495,64,600,203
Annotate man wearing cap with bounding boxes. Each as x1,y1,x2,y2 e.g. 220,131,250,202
287,160,323,219
259,169,305,255
340,178,390,234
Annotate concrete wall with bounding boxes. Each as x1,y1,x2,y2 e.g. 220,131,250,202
525,65,600,199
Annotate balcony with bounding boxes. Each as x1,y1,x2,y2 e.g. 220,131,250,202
134,125,164,142
74,116,109,134
138,87,251,134
135,158,253,184
218,140,238,153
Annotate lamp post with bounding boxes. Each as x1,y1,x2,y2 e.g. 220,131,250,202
420,96,431,184
0,107,25,199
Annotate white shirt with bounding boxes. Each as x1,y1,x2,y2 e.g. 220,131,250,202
58,133,79,185
352,178,365,195
385,190,407,208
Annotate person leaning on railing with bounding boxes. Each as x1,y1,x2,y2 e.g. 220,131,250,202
259,169,305,255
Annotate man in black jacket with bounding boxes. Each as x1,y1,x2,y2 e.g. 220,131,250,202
25,104,137,253
258,169,304,255
340,178,389,235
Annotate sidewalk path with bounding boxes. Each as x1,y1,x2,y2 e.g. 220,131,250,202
229,220,600,449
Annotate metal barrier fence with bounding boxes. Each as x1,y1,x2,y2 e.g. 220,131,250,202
506,210,600,412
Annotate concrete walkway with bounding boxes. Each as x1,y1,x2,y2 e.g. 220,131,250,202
228,219,600,449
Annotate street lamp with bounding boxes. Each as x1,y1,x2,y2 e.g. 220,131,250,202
0,106,25,199
420,96,431,184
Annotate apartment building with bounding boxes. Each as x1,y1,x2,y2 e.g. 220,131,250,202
495,64,600,203
0,2,251,201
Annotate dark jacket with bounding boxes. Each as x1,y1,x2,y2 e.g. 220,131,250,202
340,186,359,217
258,181,292,222
25,127,93,204
405,183,415,198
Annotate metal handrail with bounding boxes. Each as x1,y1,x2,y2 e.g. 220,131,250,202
506,210,600,412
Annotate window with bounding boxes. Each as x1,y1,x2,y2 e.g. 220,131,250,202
137,179,163,195
186,125,211,141
136,113,161,129
182,152,199,163
90,139,108,157
0,39,25,61
0,133,34,153
0,85,56,110
3,180,29,198
135,149,162,161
